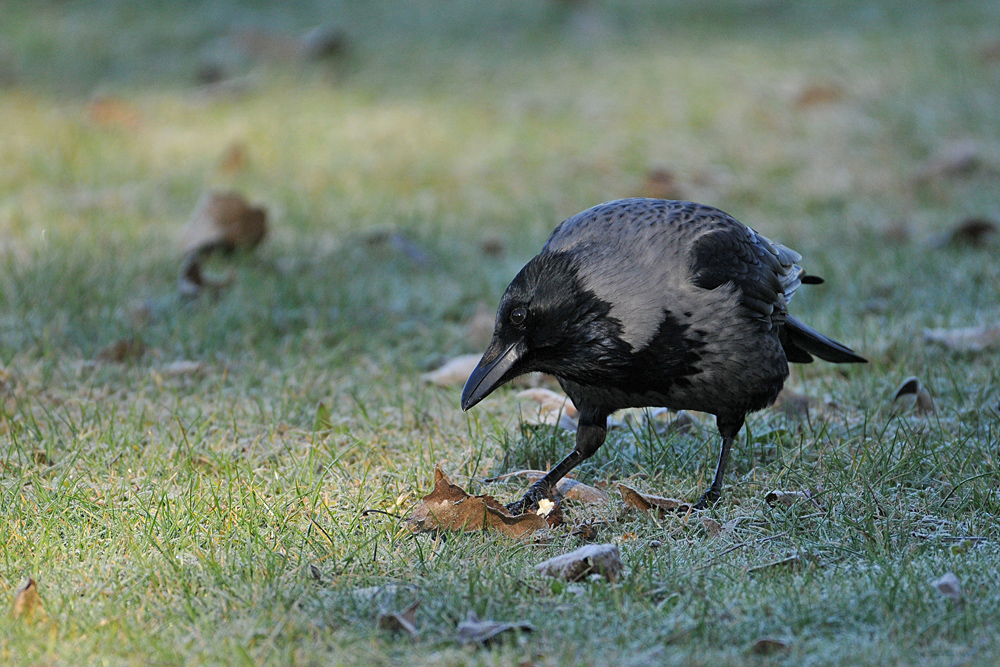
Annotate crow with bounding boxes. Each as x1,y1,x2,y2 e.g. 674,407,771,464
461,198,866,514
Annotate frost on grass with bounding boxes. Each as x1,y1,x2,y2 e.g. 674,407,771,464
407,467,547,538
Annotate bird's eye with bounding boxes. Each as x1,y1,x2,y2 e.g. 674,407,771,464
509,307,527,326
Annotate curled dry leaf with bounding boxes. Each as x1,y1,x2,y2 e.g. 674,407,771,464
182,191,268,256
535,543,623,582
937,217,998,248
299,24,350,61
407,467,547,538
772,390,815,421
517,388,578,431
700,516,723,537
640,168,684,201
764,489,815,508
456,613,534,645
795,83,844,107
11,578,45,623
750,638,790,655
916,140,985,182
377,600,420,638
95,337,146,363
87,95,142,129
925,324,1000,353
421,354,480,387
892,376,935,415
618,483,691,513
218,141,248,173
931,572,963,601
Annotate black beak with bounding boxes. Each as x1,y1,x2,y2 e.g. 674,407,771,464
461,339,526,411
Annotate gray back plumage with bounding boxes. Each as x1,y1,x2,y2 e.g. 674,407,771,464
543,198,803,351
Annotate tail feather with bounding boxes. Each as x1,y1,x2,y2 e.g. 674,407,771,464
781,315,867,364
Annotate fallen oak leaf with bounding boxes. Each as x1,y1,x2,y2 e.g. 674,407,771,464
618,483,691,513
456,612,534,645
377,600,420,638
407,467,547,538
535,543,623,582
936,217,998,248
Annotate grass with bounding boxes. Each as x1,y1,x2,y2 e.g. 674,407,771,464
2,0,1000,664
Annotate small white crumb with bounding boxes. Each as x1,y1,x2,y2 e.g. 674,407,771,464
536,499,555,517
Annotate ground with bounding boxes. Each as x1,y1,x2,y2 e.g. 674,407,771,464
1,1,999,665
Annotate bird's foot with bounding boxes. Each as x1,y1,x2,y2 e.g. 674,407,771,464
693,488,721,510
505,481,555,516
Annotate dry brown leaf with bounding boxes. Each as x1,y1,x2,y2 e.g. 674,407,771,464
87,96,142,129
764,489,815,507
11,578,45,623
700,516,723,537
931,572,963,601
772,390,815,421
456,613,534,645
939,217,998,248
749,638,790,655
407,467,547,538
421,355,480,387
618,483,691,513
915,140,986,182
640,168,684,200
479,235,505,257
795,83,844,107
377,600,420,638
218,141,248,173
299,24,350,61
95,338,146,363
892,376,935,415
925,324,1000,353
535,543,623,582
182,191,268,256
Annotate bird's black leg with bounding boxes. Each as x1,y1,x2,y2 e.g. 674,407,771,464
694,413,745,509
506,417,607,515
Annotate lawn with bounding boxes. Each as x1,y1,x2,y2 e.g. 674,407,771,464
1,1,1000,665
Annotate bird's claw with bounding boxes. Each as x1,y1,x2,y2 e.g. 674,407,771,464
505,481,554,516
693,488,720,510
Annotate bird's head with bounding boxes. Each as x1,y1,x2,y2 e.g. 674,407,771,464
461,251,624,411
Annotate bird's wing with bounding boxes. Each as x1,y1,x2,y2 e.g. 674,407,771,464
543,199,803,348
687,215,804,327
